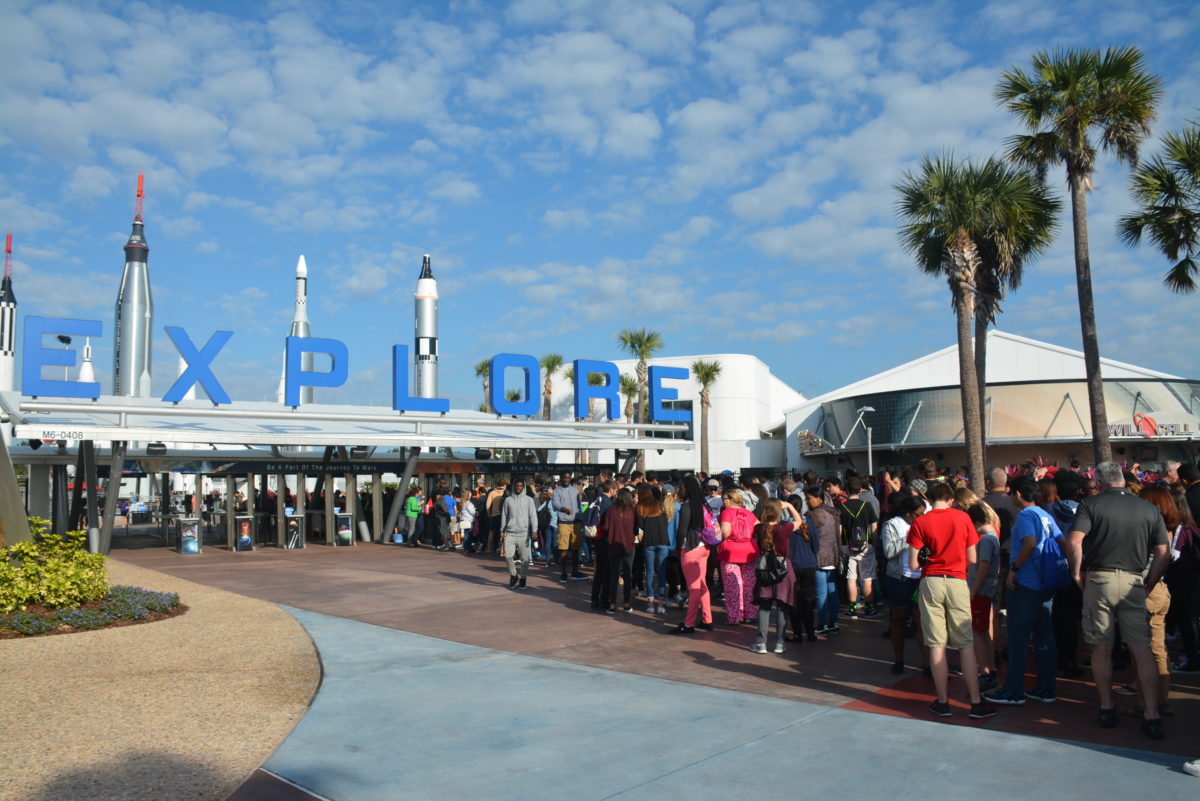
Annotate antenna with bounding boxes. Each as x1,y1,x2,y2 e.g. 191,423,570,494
134,174,145,222
3,234,11,281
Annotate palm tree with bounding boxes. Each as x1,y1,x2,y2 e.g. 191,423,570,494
540,353,563,420
619,373,638,424
896,155,1060,493
616,327,663,472
1118,121,1200,293
473,358,492,414
996,46,1163,464
691,360,722,475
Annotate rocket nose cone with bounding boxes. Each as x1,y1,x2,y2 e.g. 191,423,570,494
296,255,308,278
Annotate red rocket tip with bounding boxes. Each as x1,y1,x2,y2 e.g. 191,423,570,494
136,174,144,198
4,234,10,255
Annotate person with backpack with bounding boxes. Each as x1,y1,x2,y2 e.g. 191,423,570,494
840,476,880,619
668,476,715,634
588,481,616,610
751,499,795,653
984,475,1062,706
805,485,841,635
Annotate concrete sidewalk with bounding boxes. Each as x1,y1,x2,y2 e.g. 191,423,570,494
245,608,1193,801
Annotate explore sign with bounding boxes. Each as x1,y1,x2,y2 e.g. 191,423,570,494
21,316,692,424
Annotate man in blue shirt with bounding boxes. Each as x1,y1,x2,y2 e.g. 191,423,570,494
985,475,1061,705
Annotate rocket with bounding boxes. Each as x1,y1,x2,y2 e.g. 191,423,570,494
414,254,439,399
113,175,153,397
77,337,96,385
0,234,16,392
276,255,314,404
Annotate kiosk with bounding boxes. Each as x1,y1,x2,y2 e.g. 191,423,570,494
235,515,255,551
285,514,305,549
176,517,201,554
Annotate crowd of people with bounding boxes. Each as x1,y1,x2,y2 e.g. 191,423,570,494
390,456,1198,756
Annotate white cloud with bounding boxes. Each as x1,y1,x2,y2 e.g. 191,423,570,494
541,208,591,229
429,176,482,203
65,165,117,203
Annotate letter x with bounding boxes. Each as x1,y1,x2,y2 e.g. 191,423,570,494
162,326,233,404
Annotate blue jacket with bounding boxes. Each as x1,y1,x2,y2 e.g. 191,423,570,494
789,526,817,570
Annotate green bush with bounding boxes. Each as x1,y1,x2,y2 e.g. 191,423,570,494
0,518,108,613
0,586,181,636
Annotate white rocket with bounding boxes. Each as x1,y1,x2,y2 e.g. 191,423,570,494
113,175,153,397
276,255,314,404
77,337,96,385
0,234,16,392
414,254,438,398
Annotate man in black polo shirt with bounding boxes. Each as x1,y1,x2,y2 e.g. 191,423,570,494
1065,462,1170,739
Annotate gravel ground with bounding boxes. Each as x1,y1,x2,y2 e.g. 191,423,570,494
0,559,320,801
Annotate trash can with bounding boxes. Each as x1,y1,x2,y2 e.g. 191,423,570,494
334,513,354,546
177,517,201,555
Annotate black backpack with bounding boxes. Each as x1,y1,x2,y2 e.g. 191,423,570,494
755,552,789,587
841,499,872,553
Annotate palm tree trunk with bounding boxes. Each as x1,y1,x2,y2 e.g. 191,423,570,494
949,232,985,493
482,378,491,414
974,314,988,467
700,395,710,474
1069,172,1112,465
543,377,552,421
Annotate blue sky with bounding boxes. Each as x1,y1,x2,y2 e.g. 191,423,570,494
2,0,1197,410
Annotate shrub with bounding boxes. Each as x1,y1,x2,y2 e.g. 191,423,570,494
4,611,57,635
50,607,116,630
0,519,108,613
1,586,181,636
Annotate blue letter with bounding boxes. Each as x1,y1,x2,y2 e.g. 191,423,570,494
285,336,347,406
392,345,450,412
21,316,102,399
573,359,619,420
162,327,232,404
649,365,692,422
490,353,540,417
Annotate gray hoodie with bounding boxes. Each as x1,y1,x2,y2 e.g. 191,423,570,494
500,492,538,536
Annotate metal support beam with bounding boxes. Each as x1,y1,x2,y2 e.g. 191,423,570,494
27,464,51,519
245,471,256,551
276,474,286,548
97,442,126,554
82,441,100,550
67,446,85,531
371,473,383,543
382,447,419,540
225,474,236,549
322,472,334,546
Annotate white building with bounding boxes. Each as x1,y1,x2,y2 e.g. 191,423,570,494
784,330,1197,475
548,353,805,473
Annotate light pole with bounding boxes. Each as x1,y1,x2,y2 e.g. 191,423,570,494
841,405,876,476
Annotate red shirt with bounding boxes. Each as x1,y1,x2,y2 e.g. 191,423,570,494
906,507,978,580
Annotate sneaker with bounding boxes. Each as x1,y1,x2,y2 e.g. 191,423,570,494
1171,658,1200,674
517,577,527,590
1025,689,1056,704
1098,706,1119,728
815,625,829,635
508,576,518,589
697,621,714,631
773,642,786,654
558,575,568,583
826,624,840,635
969,701,998,719
983,690,1026,706
667,624,695,635
749,642,768,654
647,601,658,613
1182,758,1200,778
605,608,616,615
862,605,880,619
890,661,905,675
978,673,998,692
929,701,952,717
947,665,964,677
570,572,588,580
847,603,860,619
1112,683,1138,696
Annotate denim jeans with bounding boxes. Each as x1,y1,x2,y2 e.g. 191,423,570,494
815,568,839,627
644,544,670,600
1002,583,1057,696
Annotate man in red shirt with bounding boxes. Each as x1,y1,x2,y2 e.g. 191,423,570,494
908,482,996,719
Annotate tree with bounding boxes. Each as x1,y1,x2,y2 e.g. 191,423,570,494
473,358,492,414
539,353,564,421
616,327,663,472
996,46,1163,464
619,373,638,424
896,155,1060,493
1118,121,1200,292
691,359,722,475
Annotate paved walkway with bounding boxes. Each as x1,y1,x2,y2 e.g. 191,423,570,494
107,541,1198,799
243,608,1191,801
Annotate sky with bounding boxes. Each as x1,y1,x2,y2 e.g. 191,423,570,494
1,0,1197,412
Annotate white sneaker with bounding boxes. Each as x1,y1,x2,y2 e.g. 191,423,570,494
749,642,768,654
773,642,786,654
1184,759,1200,778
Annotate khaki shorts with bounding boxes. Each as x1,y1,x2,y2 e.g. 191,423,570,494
918,576,974,649
557,522,581,551
1082,569,1150,647
846,547,876,583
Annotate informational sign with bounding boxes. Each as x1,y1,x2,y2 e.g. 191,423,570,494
177,518,200,554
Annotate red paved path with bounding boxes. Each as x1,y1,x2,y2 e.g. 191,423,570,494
113,539,1198,756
